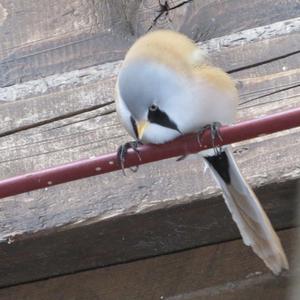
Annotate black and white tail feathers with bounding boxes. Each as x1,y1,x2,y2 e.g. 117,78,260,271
204,148,289,275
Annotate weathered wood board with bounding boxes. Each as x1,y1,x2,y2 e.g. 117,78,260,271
0,178,298,287
0,228,298,300
0,0,299,87
0,1,299,290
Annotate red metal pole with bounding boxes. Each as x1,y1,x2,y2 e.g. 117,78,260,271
0,107,300,199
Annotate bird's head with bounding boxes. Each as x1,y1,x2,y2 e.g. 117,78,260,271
116,30,205,144
117,58,194,143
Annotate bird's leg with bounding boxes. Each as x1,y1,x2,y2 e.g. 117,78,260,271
211,122,223,155
197,122,223,155
117,141,143,175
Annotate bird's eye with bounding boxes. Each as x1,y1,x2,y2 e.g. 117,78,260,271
149,104,158,112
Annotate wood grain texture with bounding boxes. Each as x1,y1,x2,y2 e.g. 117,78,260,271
180,0,300,41
0,228,298,300
1,17,299,105
0,0,299,87
0,0,135,87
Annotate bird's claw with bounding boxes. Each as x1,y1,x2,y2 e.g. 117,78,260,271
197,122,223,155
117,141,143,175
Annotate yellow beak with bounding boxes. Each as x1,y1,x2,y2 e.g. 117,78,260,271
137,120,149,140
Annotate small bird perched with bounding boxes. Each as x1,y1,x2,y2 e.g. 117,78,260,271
115,30,289,274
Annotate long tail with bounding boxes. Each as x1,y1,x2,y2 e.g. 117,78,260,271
204,148,289,275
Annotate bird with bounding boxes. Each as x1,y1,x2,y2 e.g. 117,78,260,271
115,30,289,275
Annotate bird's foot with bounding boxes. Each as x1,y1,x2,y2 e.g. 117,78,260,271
197,122,223,155
117,141,143,175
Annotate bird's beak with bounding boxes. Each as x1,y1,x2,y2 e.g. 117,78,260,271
137,120,149,140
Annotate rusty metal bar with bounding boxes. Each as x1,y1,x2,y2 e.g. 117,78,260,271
1,107,300,199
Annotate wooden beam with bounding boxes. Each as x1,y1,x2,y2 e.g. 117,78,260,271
0,167,298,287
1,17,299,105
0,228,298,299
0,0,299,87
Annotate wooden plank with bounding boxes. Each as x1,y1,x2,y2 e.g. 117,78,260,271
0,228,297,299
1,16,299,105
0,0,135,87
1,17,299,106
180,0,300,41
0,1,299,87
